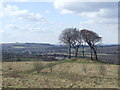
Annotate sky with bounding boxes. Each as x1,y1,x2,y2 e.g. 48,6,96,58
0,0,118,44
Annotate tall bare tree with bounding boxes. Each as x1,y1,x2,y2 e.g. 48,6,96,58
81,41,85,58
59,28,74,59
80,29,102,60
59,28,82,58
71,29,82,57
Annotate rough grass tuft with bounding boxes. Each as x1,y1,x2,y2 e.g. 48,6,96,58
99,64,106,76
82,64,88,74
33,61,45,73
47,63,56,73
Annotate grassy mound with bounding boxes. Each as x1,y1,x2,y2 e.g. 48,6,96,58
2,58,119,88
54,57,103,65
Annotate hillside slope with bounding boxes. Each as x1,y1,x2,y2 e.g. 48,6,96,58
2,58,119,88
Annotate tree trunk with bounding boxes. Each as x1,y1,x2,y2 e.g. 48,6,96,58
92,47,97,60
75,48,78,57
87,42,93,60
82,45,85,58
68,45,71,59
90,47,93,60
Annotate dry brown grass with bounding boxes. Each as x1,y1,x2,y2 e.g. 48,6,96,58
33,61,45,73
2,61,119,88
99,64,106,76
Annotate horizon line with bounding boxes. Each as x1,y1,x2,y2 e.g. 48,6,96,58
0,42,119,45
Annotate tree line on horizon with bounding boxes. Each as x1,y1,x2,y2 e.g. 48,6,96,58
59,28,102,60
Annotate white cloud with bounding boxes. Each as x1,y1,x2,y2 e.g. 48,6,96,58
79,8,117,19
2,0,28,2
54,1,117,19
3,0,56,2
61,9,73,14
5,23,52,33
6,24,19,30
3,23,55,43
45,10,51,13
1,3,49,24
2,0,119,2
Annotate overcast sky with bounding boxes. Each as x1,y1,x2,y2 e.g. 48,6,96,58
0,0,118,44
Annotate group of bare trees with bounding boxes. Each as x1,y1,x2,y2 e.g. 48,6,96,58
59,28,102,60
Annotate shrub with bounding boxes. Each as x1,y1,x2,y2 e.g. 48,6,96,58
71,58,77,61
47,63,56,73
33,61,45,73
6,63,12,70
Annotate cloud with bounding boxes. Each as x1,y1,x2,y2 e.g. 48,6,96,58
3,0,56,2
45,10,51,13
54,1,117,19
5,23,52,33
6,24,20,30
1,3,49,24
3,23,55,43
79,8,117,19
53,1,118,28
2,0,28,2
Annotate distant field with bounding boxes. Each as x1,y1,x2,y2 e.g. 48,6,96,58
2,43,119,64
2,58,119,88
13,46,26,49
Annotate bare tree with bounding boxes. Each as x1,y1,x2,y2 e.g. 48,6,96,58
71,29,82,57
80,29,102,60
59,28,74,59
59,28,82,58
81,41,85,58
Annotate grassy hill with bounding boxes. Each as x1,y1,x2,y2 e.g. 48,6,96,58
2,58,119,88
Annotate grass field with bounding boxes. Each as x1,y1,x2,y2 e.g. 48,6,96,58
2,58,119,88
13,46,26,48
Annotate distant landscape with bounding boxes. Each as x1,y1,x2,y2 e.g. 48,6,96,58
2,43,119,64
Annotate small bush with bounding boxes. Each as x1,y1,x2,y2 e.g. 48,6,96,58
33,61,45,73
7,63,12,70
47,63,56,73
4,70,22,78
71,58,77,61
99,65,106,76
